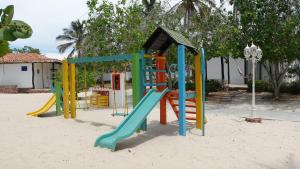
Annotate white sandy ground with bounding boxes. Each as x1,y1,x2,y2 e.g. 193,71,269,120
0,93,300,169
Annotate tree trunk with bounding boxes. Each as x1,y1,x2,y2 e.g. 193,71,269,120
263,61,290,99
274,86,280,99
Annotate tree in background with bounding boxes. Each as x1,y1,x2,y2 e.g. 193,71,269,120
231,0,300,98
83,0,227,83
0,5,32,57
56,19,87,58
12,46,40,54
168,0,217,31
142,0,156,16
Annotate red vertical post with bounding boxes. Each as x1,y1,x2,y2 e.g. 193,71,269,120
156,56,167,124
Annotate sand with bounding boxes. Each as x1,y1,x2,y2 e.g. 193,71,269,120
0,93,300,169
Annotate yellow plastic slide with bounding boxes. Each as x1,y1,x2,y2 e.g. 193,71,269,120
27,95,56,116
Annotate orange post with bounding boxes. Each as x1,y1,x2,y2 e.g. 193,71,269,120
156,56,167,124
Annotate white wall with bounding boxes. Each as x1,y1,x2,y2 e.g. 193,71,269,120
33,63,56,89
0,63,33,88
246,62,269,82
33,63,43,88
0,63,61,89
228,57,245,85
206,57,246,85
206,58,222,80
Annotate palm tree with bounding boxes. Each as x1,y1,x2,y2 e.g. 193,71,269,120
142,0,156,16
169,0,217,30
56,19,86,58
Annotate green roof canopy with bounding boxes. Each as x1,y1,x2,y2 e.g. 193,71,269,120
143,26,198,55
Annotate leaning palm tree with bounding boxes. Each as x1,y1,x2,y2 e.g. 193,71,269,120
56,19,86,58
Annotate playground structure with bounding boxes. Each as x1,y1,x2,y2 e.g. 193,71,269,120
27,27,206,151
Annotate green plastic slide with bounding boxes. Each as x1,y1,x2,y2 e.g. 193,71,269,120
94,88,169,151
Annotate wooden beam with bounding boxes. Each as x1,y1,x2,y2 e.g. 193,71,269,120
32,63,35,89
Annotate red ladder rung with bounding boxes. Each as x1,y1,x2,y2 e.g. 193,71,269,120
173,104,196,108
175,110,196,114
186,116,196,120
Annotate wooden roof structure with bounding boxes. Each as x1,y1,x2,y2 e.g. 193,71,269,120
143,26,198,55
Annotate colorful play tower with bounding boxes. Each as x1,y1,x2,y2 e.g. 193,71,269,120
27,26,206,151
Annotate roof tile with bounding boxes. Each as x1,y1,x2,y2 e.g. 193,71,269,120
0,53,61,63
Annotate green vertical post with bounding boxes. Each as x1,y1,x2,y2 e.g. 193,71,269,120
55,80,62,116
132,53,142,107
131,52,147,131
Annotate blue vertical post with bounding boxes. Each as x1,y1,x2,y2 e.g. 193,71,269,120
201,48,206,136
178,45,186,136
139,50,147,131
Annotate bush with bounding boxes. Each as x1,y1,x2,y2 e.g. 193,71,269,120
247,80,271,92
186,82,195,90
280,82,289,93
206,79,223,94
172,79,223,95
287,81,300,94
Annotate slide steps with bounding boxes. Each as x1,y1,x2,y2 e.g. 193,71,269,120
166,92,197,121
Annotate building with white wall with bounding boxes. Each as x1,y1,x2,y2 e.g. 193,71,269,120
206,57,270,85
0,53,61,89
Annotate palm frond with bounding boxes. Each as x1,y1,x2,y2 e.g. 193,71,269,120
57,42,75,53
56,34,76,41
56,19,87,56
67,48,76,58
168,1,183,13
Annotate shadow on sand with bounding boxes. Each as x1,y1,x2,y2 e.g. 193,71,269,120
38,111,62,118
117,120,196,151
74,119,116,129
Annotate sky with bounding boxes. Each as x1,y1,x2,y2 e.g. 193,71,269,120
1,0,230,59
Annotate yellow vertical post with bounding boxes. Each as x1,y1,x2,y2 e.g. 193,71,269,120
195,53,203,129
62,60,70,119
70,63,76,118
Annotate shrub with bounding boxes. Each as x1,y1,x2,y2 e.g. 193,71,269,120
172,79,223,95
280,82,289,93
247,80,271,92
186,82,195,90
206,79,223,94
287,81,300,94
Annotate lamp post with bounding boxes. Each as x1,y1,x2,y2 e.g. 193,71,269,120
244,43,262,118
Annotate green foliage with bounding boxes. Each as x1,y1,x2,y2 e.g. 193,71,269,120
286,81,300,95
247,80,300,95
287,64,300,80
247,80,271,92
84,0,161,57
76,64,102,92
0,41,11,56
13,46,40,54
186,82,195,91
0,5,14,26
279,82,289,93
173,79,222,95
0,5,32,41
0,5,32,57
232,0,300,98
56,20,86,57
205,79,223,95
